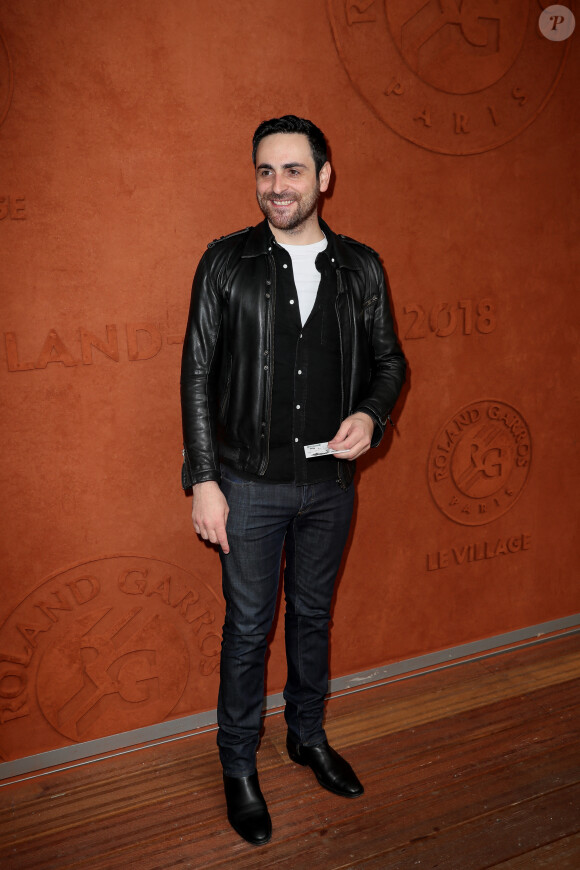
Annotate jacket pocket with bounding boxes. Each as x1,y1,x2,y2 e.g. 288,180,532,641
219,353,233,422
362,294,378,339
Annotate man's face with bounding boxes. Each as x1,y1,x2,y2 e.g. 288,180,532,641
255,133,330,233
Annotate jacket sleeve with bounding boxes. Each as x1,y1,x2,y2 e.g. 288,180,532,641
180,249,224,488
353,255,406,447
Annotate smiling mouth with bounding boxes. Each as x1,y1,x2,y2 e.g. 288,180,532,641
269,199,295,207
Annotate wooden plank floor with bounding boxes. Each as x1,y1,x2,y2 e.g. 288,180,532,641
0,632,579,869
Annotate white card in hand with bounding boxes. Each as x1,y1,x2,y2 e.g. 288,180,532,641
304,442,349,458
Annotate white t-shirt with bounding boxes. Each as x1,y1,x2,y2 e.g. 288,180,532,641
278,236,328,325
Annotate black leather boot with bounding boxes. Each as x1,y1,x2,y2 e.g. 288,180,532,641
223,772,272,845
286,734,364,797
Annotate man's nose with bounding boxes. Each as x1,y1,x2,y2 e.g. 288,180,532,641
272,172,287,194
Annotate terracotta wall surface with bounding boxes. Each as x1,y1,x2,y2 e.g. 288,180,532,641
0,1,578,764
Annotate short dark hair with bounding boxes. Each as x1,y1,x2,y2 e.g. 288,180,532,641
252,115,328,175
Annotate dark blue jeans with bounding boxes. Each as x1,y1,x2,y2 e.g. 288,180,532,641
217,465,355,777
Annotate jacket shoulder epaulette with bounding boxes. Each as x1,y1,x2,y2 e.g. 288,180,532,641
337,234,380,258
207,226,252,249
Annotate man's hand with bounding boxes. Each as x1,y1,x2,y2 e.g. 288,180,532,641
328,412,374,460
192,480,230,554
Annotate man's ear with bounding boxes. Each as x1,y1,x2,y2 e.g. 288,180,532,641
319,161,332,193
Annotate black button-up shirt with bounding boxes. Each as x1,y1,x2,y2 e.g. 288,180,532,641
260,238,343,484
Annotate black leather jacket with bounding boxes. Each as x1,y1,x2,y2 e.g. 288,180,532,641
180,218,406,488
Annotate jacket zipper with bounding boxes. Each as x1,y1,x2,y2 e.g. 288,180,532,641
335,270,348,490
259,253,276,475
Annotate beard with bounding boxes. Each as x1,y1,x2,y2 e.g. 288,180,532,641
256,181,320,231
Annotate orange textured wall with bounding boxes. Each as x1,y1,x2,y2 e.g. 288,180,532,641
1,0,578,765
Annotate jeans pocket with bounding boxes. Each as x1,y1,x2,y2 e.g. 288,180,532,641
220,463,253,487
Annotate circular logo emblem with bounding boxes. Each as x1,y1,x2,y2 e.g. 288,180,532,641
428,400,532,525
0,28,14,129
0,556,223,759
539,5,576,39
327,0,572,154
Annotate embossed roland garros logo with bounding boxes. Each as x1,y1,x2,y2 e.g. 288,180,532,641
327,0,573,154
428,400,532,525
0,557,223,760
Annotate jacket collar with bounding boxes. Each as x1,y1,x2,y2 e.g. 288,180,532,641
240,218,362,270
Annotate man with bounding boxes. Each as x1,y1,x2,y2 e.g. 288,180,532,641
181,115,406,846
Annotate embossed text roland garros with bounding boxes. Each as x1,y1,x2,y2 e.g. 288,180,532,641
4,322,184,371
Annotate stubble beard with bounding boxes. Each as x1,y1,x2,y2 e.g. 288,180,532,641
257,182,320,232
